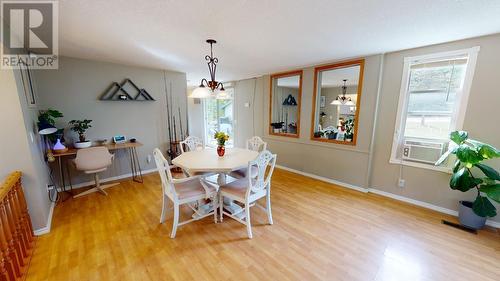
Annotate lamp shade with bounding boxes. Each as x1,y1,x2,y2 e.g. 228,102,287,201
345,100,355,106
190,86,211,98
216,89,232,100
38,122,57,135
330,99,341,105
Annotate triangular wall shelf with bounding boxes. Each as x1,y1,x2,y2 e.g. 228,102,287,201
100,78,155,101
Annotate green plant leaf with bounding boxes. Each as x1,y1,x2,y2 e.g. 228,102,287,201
466,140,500,159
478,144,500,159
480,184,500,204
472,195,497,217
474,163,500,181
450,131,468,145
455,145,482,167
450,168,482,192
453,160,461,173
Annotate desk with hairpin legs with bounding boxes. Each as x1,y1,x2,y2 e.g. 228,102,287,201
52,142,143,201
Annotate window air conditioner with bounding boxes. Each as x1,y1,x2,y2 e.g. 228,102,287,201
402,140,445,164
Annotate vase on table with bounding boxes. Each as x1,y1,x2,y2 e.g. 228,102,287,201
217,145,225,157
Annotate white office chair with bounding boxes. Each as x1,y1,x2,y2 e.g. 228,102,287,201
153,148,219,238
230,136,267,179
73,147,119,198
219,150,277,238
179,136,204,154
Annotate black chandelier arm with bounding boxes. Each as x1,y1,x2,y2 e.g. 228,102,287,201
199,78,209,87
216,82,225,90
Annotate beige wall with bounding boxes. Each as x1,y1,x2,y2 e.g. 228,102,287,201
33,57,187,184
262,55,382,187
0,63,52,230
254,34,500,223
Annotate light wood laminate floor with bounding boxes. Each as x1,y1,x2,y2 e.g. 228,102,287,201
26,169,500,281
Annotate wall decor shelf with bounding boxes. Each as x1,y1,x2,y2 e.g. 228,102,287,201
100,78,155,101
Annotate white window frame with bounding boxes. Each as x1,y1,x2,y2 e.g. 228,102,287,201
389,46,480,173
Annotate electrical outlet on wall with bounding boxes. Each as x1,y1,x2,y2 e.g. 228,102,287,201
46,184,55,192
147,154,152,163
398,178,405,188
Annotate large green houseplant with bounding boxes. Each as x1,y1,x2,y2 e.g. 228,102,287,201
435,131,500,224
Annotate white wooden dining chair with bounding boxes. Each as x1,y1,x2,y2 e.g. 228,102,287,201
230,136,268,179
179,136,204,154
247,136,267,152
219,150,277,238
178,136,214,178
153,148,219,238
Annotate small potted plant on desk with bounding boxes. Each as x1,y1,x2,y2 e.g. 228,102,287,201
69,119,93,149
435,131,499,230
214,131,229,157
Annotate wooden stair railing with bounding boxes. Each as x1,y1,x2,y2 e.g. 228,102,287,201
0,172,35,281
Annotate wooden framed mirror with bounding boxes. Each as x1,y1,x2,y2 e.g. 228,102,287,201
269,70,302,138
310,59,364,145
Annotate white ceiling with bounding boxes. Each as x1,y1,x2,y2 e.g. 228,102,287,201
56,0,500,85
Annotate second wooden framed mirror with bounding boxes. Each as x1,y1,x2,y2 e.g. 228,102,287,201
310,59,364,145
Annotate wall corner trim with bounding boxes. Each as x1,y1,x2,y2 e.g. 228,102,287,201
275,164,499,229
33,201,55,236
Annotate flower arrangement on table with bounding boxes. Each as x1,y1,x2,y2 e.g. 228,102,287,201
214,131,229,157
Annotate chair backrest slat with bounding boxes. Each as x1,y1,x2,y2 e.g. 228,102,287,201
153,148,176,199
247,150,277,196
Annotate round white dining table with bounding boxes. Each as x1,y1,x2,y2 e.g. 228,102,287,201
172,147,259,218
172,147,258,181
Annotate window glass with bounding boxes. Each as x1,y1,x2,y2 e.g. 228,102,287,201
204,97,234,147
403,58,467,140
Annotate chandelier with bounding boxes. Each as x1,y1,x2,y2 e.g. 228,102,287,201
191,39,228,99
331,79,354,106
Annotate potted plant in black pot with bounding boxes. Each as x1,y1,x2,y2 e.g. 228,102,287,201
37,108,63,135
69,119,93,149
324,128,337,140
37,109,65,159
343,119,354,142
270,122,284,134
435,131,500,229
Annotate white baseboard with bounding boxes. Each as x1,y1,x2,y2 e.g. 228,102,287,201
35,168,158,236
275,165,368,193
276,164,500,229
368,188,458,216
62,168,158,190
368,188,500,228
33,201,55,236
